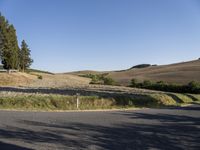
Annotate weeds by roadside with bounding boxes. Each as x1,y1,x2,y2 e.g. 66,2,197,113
0,92,199,111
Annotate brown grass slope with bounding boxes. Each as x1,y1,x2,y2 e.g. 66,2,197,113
0,72,36,86
1,59,199,88
0,72,90,88
107,59,200,85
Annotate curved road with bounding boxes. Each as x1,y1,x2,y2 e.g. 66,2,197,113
0,105,199,150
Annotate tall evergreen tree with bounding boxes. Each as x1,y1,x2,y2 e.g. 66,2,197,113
0,31,3,58
7,24,20,69
0,13,20,70
0,13,33,72
19,40,33,72
0,13,9,65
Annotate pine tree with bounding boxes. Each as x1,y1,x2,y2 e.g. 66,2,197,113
0,13,9,66
7,24,20,69
0,13,20,70
1,13,33,72
0,32,3,59
19,40,33,72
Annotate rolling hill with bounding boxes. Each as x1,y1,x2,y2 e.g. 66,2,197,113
1,59,200,87
69,59,200,86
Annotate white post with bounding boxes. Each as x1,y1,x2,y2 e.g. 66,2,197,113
76,93,80,109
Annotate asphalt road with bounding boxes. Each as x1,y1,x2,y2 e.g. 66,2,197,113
0,105,199,150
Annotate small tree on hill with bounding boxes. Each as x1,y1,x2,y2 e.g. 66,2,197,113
19,40,33,72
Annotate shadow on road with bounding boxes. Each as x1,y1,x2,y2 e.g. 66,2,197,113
0,110,199,149
160,104,200,111
0,141,33,150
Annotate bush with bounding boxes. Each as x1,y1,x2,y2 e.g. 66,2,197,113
89,74,103,84
88,74,116,85
131,79,138,87
103,77,115,85
187,81,200,93
38,75,43,80
143,80,152,87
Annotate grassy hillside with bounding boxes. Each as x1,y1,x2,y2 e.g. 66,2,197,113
0,72,36,86
0,71,90,88
0,64,90,87
1,59,200,87
68,59,200,86
107,59,200,85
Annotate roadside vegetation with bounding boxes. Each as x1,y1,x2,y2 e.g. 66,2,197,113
130,79,200,94
0,92,199,111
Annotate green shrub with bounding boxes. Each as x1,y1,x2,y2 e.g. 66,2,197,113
143,80,152,87
103,77,115,85
38,75,43,80
88,74,116,85
131,79,138,87
187,81,200,93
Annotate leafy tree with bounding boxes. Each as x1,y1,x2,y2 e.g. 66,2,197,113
19,40,33,72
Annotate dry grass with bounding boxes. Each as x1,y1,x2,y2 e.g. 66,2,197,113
67,60,200,86
0,72,90,88
107,60,200,85
1,59,199,88
28,72,91,88
1,61,199,111
0,91,199,110
0,72,36,86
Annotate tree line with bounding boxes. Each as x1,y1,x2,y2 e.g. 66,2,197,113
80,73,116,85
130,79,200,94
0,13,33,72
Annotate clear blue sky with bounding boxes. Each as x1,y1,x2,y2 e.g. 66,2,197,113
1,0,200,73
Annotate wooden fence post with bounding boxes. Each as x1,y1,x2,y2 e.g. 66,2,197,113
76,93,80,109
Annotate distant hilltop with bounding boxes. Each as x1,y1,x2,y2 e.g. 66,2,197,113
69,59,200,85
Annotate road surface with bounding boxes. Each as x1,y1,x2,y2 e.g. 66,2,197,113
0,105,199,150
